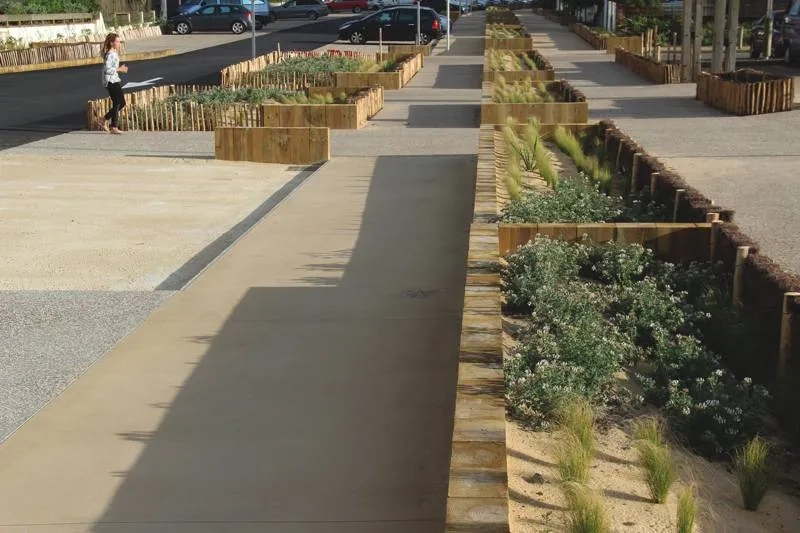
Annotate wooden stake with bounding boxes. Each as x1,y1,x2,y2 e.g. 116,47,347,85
778,292,800,377
706,212,720,263
650,171,659,195
733,246,750,306
630,152,641,198
672,188,685,222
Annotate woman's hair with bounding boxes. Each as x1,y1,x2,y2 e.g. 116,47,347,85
102,33,119,57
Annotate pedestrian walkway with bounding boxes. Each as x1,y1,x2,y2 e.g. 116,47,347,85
517,12,800,275
0,16,486,533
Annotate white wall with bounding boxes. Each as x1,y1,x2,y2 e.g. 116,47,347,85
0,14,107,45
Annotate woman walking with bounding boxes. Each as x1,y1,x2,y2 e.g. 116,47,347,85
98,32,128,134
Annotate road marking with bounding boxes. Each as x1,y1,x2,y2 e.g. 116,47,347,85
122,77,164,89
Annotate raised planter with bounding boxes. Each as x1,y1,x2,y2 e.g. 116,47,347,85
215,126,329,165
614,47,681,84
84,85,384,132
483,49,555,83
220,50,422,90
386,43,431,57
696,69,795,116
480,79,588,125
484,24,534,51
485,6,521,24
571,22,642,54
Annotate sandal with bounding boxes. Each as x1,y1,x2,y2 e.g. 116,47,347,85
109,127,122,135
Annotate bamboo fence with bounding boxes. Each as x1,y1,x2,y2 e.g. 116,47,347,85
0,41,128,68
615,47,681,84
696,69,795,115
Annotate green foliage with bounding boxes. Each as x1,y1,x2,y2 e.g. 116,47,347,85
676,485,699,533
165,87,343,105
634,417,666,447
500,174,626,223
0,0,97,14
493,76,556,103
487,23,526,38
562,483,611,533
556,432,592,483
636,440,676,503
486,50,545,71
553,126,612,185
556,396,596,454
734,435,775,511
503,238,770,458
263,54,392,75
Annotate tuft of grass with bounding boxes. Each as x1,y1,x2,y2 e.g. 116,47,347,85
556,432,592,484
734,435,774,511
562,482,611,533
552,126,612,185
505,157,523,200
676,485,699,533
556,396,596,455
633,417,666,447
636,440,676,503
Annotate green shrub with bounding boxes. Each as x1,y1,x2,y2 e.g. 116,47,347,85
165,87,344,106
556,432,592,483
636,440,676,503
263,54,388,74
562,483,611,533
633,417,666,447
676,485,699,533
556,397,596,454
734,435,774,511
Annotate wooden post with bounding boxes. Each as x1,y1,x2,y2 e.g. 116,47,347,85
725,0,741,71
778,292,800,377
615,139,623,170
630,152,640,199
706,212,720,263
739,26,745,50
672,188,685,222
732,246,750,306
649,171,659,195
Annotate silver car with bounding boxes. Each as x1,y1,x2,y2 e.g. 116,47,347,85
270,0,330,20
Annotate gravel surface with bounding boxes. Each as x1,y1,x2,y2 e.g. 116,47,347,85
0,290,174,442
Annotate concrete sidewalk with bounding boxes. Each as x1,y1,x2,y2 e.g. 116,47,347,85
518,12,800,275
0,15,484,533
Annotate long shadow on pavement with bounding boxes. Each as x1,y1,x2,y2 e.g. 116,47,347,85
406,103,480,127
433,64,483,89
89,153,474,532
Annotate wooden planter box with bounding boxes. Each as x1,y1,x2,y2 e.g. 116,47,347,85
386,43,432,57
215,126,329,165
696,69,795,116
615,47,681,84
480,80,588,125
484,35,535,51
572,22,642,54
220,50,422,90
85,85,384,131
482,49,555,83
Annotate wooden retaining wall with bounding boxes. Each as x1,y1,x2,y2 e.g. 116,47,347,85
480,79,588,124
484,35,535,51
696,69,794,115
85,85,383,131
499,223,713,264
214,127,330,165
571,22,643,55
615,47,681,84
386,43,431,57
482,49,555,83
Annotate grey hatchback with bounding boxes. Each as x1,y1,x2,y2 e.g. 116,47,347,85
167,4,254,34
270,0,330,20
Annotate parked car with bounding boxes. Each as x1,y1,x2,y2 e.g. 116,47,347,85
782,0,800,63
326,0,369,12
176,0,270,28
750,11,784,58
270,0,330,20
337,5,443,44
167,3,254,33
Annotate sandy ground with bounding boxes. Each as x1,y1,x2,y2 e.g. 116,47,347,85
504,323,800,533
0,153,306,290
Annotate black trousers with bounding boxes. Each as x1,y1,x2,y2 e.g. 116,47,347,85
104,82,126,128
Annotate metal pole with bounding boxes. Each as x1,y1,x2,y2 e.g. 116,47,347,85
251,0,256,59
766,0,775,58
446,0,450,50
693,0,703,81
416,1,421,45
712,0,726,71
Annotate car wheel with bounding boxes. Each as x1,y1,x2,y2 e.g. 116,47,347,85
231,21,246,34
269,12,278,22
349,30,366,44
175,21,190,34
307,11,319,19
420,32,431,45
255,19,263,30
353,6,361,12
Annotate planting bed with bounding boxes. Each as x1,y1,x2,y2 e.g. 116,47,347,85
220,50,422,90
615,47,681,84
572,22,643,55
485,6,522,25
85,85,384,131
483,49,554,83
485,23,534,51
215,126,329,165
696,69,795,116
480,77,588,125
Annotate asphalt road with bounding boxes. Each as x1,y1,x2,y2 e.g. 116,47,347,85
0,16,354,150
